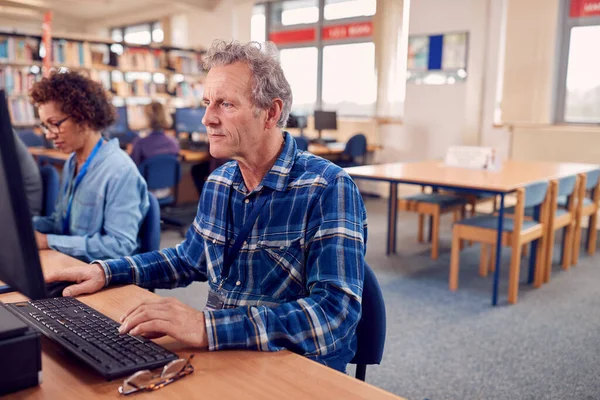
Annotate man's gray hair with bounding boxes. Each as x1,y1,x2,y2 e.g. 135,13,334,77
203,40,293,128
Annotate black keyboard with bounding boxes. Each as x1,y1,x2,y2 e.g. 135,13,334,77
6,297,179,380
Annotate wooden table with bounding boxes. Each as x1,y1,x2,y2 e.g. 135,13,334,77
309,143,380,157
1,251,404,400
345,160,600,305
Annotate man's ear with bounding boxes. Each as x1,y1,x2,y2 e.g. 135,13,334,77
265,98,283,129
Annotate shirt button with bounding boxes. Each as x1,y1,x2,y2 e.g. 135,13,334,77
212,278,217,283
245,199,250,204
280,245,285,250
212,239,216,244
235,281,241,286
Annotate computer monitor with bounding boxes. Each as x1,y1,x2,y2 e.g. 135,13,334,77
313,110,337,143
286,113,307,136
0,90,47,300
106,106,128,136
175,107,207,136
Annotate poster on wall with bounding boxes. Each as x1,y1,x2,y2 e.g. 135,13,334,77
442,32,468,70
407,36,429,71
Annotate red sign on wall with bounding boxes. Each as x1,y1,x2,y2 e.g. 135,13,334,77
269,28,316,45
322,21,373,41
570,0,600,17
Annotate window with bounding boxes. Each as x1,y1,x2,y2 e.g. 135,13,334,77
280,47,318,113
251,4,267,43
564,25,600,123
110,22,164,45
263,0,376,116
270,0,319,29
324,0,376,21
322,42,376,115
555,0,600,123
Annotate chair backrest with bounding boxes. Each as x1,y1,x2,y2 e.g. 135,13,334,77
351,262,386,367
585,169,600,191
138,154,182,192
557,175,578,197
294,136,309,152
523,180,549,208
39,164,59,217
343,134,367,159
139,192,161,253
18,130,44,147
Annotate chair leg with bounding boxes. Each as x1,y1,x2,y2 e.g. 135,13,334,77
544,226,557,283
431,212,440,260
572,215,582,266
479,244,489,277
453,210,459,223
355,364,367,381
508,240,523,304
489,244,497,273
449,226,461,291
587,213,598,255
522,243,529,258
562,223,574,271
418,214,425,243
534,237,546,288
460,206,467,250
468,206,475,247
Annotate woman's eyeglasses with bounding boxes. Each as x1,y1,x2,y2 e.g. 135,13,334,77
39,116,70,135
118,354,195,396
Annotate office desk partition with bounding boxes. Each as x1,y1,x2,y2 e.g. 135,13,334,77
1,251,403,400
345,160,600,305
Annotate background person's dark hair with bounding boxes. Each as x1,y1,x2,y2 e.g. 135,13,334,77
144,101,171,131
30,70,116,131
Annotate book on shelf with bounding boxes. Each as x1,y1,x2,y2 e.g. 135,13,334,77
167,50,204,75
52,39,92,68
0,66,38,96
8,97,36,126
0,36,40,64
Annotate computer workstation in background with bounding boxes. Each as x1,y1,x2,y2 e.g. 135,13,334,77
174,107,207,151
105,106,138,149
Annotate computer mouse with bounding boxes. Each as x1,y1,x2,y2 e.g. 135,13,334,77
45,281,73,298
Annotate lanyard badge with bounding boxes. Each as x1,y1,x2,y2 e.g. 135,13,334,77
62,138,104,235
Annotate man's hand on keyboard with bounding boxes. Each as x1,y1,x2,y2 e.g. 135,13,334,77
118,297,208,348
44,263,106,297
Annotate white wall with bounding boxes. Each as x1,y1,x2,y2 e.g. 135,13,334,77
176,0,253,49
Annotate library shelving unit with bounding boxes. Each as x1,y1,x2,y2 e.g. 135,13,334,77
0,30,206,129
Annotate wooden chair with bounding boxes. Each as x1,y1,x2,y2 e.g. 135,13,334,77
449,181,550,304
569,170,600,266
398,189,467,260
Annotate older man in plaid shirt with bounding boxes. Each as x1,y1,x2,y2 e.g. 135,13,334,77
47,40,368,373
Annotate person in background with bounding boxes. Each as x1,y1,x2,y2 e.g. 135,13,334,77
46,41,367,373
130,101,180,165
13,130,43,216
31,70,149,262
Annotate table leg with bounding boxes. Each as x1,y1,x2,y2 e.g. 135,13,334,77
492,194,505,306
387,183,399,255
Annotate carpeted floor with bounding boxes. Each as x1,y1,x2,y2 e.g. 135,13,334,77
158,197,600,400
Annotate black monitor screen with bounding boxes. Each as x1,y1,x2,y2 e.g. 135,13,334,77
314,111,337,131
0,91,47,300
106,106,128,135
175,108,207,134
287,113,307,129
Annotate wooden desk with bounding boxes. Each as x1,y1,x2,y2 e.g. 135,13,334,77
309,144,380,157
345,160,600,305
1,251,403,400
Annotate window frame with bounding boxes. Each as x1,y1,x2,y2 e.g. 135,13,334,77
258,0,376,117
110,21,163,45
554,0,600,124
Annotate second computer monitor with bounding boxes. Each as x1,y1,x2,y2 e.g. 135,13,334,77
314,110,337,131
106,106,129,135
175,107,207,135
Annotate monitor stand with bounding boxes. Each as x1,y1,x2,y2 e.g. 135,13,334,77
310,130,328,146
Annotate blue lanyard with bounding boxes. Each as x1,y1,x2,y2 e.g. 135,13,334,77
62,138,104,234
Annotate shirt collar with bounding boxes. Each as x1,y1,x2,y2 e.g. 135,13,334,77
231,131,297,194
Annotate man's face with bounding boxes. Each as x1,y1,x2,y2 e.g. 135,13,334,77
202,62,266,160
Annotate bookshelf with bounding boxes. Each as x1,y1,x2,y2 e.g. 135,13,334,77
0,30,207,127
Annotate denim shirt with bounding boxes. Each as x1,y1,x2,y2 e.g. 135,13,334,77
33,139,149,262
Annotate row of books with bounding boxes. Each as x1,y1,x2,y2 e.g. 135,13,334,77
0,66,38,96
112,79,170,97
0,36,40,64
8,97,37,126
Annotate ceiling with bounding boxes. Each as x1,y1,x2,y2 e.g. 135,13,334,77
0,0,220,25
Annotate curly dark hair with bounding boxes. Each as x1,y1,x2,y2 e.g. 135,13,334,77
30,70,116,131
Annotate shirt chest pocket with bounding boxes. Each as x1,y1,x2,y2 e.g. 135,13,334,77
71,189,103,232
254,236,307,298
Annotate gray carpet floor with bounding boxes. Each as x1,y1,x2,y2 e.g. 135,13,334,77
158,198,600,400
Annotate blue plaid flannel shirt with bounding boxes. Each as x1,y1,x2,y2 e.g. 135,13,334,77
97,132,367,372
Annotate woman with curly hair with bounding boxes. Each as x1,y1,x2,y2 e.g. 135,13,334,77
31,70,149,262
